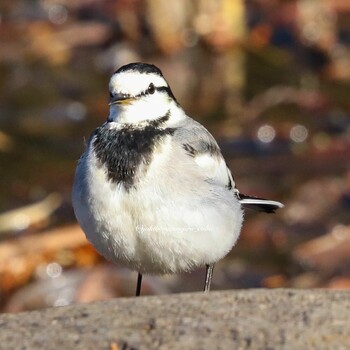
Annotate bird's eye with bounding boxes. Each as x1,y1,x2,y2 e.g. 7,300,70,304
147,83,155,94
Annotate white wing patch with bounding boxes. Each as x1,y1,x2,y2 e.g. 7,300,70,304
194,153,216,171
194,153,232,188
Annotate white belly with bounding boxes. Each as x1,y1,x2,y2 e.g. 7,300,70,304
72,148,243,274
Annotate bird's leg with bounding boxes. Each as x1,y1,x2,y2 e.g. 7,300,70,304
204,264,214,292
136,272,143,297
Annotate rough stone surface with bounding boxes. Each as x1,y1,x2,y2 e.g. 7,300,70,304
0,289,349,349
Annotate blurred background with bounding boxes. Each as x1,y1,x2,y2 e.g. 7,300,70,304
0,0,350,313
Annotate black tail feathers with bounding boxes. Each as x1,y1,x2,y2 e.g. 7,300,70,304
238,194,284,214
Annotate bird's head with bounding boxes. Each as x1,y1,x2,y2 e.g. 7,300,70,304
108,62,179,124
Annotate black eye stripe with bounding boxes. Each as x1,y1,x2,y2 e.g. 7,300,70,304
134,85,169,98
109,85,174,100
155,86,171,94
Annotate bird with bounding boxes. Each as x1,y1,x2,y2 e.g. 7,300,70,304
72,62,283,296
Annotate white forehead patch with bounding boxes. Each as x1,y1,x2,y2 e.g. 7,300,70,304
109,71,168,96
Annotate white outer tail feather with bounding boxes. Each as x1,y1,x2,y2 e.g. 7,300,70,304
238,195,284,213
239,198,284,208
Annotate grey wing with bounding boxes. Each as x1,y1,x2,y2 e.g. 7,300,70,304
173,116,237,192
172,117,284,213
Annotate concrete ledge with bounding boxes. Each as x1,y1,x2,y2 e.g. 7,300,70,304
0,289,349,349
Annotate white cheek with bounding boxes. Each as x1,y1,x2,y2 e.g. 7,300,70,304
114,95,170,123
136,95,169,119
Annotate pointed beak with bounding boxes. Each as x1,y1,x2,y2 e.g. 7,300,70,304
109,93,134,106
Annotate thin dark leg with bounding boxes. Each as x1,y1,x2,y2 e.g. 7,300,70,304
136,272,142,297
204,264,214,292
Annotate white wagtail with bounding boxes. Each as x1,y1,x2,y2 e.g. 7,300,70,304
72,62,283,296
